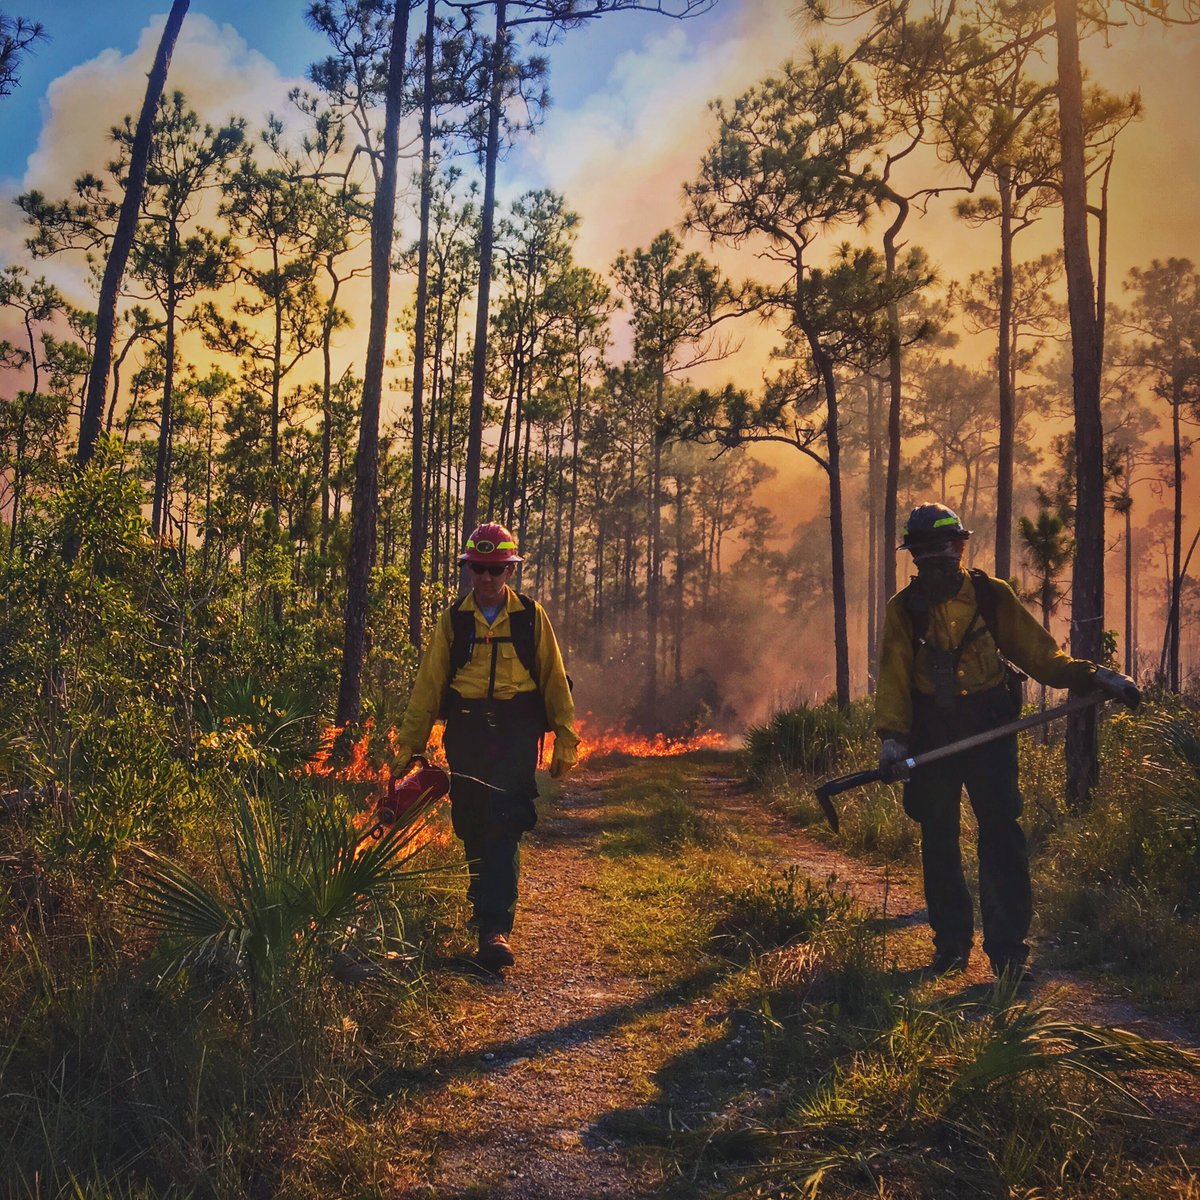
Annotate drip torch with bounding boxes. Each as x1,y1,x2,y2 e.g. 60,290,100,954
361,755,450,842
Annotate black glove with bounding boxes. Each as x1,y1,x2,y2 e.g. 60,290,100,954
879,737,912,782
1092,666,1141,710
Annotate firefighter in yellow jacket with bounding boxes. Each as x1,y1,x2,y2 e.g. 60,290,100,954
876,503,1139,980
395,523,578,970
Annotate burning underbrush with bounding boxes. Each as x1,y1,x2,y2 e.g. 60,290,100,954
573,716,731,764
304,720,449,849
305,713,731,781
305,719,448,783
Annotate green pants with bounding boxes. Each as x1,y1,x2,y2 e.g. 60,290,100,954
442,691,542,936
904,685,1031,969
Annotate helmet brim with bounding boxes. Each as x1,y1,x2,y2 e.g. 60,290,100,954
898,529,971,551
458,552,523,564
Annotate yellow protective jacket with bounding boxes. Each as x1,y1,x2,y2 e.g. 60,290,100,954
395,587,579,765
875,570,1099,739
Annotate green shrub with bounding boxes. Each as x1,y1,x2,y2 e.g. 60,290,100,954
195,674,319,778
129,782,442,1020
1038,703,1200,1003
711,867,853,956
744,702,850,781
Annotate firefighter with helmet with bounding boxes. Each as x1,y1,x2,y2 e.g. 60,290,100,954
395,523,578,970
875,502,1139,981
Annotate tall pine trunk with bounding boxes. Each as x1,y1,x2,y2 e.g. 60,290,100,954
1123,455,1134,677
1055,0,1104,808
822,362,851,710
1167,390,1183,689
673,474,685,688
563,352,583,647
461,0,506,545
408,0,436,647
77,0,189,478
318,260,342,571
645,374,664,724
995,168,1015,580
151,274,178,537
881,197,907,621
337,0,411,726
802,315,851,710
866,377,881,685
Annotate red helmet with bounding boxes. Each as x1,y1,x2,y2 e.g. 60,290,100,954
459,522,522,565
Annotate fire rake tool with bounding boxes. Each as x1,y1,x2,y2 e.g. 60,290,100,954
813,694,1107,834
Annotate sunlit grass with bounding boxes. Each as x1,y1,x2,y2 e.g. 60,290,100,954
748,698,1200,1010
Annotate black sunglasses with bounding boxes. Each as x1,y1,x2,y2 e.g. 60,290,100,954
469,564,508,576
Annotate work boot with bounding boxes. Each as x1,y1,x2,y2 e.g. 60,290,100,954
928,948,970,976
477,930,515,970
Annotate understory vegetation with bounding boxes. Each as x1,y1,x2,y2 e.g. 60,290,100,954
594,758,1200,1199
747,696,1200,1013
0,486,465,1194
0,778,461,1197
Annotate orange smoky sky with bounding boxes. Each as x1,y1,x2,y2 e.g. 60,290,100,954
2,3,1198,607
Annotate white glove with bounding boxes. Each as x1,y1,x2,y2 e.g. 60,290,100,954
879,737,912,782
1092,667,1141,710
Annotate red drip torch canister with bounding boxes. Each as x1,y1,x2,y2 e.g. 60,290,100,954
368,755,450,838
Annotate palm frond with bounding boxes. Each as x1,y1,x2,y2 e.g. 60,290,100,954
1143,711,1200,779
128,784,445,1007
943,997,1200,1115
127,848,239,971
301,798,438,926
1141,711,1200,825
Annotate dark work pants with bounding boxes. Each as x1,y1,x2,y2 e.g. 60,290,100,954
442,691,542,937
904,688,1031,968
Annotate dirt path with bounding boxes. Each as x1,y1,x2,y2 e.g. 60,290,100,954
388,758,1198,1198
390,767,699,1199
706,771,1200,1049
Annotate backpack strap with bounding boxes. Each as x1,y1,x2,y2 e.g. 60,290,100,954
448,594,476,675
902,580,929,647
509,593,540,681
968,568,999,641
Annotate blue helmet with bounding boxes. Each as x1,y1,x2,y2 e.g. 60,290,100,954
900,503,971,551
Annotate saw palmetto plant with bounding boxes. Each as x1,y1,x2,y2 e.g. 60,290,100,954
1142,709,1200,827
128,786,441,1016
745,703,850,781
771,986,1200,1198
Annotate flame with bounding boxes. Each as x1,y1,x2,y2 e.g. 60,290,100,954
573,715,729,764
305,720,448,784
304,720,449,854
305,712,726,798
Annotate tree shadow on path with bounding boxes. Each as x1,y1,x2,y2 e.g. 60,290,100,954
366,963,727,1100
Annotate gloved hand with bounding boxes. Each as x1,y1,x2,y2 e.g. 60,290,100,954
1092,666,1141,710
393,745,418,772
549,752,574,780
879,737,912,782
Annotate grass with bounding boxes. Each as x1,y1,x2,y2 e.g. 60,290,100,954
0,776,462,1200
750,697,1200,1015
4,727,1199,1198
588,756,1200,1200
710,866,854,959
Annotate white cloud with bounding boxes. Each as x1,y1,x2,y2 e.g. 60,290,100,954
0,13,305,300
